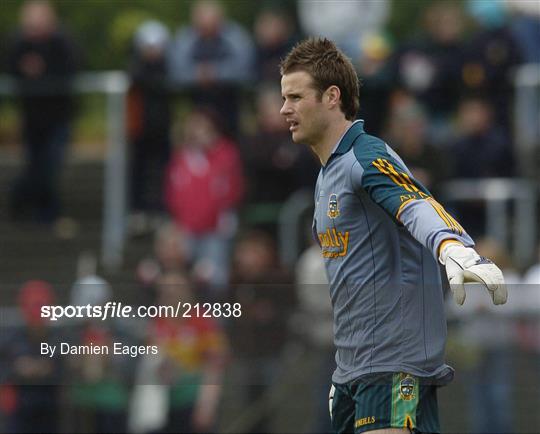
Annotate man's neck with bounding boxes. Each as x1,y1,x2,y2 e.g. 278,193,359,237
311,119,353,165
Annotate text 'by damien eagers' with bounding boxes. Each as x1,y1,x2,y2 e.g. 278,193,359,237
41,342,158,358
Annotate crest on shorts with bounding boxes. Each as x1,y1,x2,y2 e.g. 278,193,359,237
399,375,416,401
327,194,340,219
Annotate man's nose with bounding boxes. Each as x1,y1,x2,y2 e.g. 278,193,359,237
280,101,290,116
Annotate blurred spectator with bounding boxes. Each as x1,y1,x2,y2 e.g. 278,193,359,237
168,0,254,135
0,280,62,433
385,95,450,191
504,0,540,179
127,20,172,235
355,32,394,136
506,0,540,64
462,0,522,131
451,96,514,178
253,8,298,83
240,85,318,204
136,222,191,295
164,107,244,291
228,230,296,433
6,0,79,224
147,271,228,433
447,238,520,434
391,1,465,145
68,276,132,433
297,0,389,59
70,274,112,308
294,241,333,434
448,96,514,236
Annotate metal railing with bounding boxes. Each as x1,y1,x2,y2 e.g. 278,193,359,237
0,72,129,270
441,178,538,266
513,63,540,179
278,178,538,268
278,190,313,268
1,63,538,271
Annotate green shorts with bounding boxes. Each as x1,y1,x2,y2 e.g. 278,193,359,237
330,372,440,434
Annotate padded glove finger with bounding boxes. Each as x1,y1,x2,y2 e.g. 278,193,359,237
463,264,508,305
440,243,507,306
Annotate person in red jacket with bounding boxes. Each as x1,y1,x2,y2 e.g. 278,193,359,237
164,107,244,292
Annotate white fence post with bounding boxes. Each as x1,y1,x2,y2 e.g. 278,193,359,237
0,71,129,270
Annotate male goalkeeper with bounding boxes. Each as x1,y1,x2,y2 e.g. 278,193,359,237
279,38,507,434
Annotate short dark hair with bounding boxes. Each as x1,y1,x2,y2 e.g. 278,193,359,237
280,38,360,121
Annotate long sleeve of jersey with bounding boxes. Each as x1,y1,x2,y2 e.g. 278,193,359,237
351,136,474,259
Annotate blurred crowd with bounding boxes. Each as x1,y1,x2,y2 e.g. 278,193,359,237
1,239,539,433
1,0,539,433
4,0,539,227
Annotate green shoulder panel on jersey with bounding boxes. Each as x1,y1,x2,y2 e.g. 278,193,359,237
353,135,432,220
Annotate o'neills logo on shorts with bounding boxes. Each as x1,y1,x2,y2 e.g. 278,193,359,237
318,229,349,258
355,416,375,428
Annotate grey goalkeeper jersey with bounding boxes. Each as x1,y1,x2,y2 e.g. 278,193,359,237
313,121,473,385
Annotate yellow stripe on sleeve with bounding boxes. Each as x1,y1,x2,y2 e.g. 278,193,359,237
373,159,414,192
441,204,464,235
445,212,465,235
396,198,416,221
400,172,420,193
379,159,414,191
381,159,420,193
427,198,455,231
427,198,464,235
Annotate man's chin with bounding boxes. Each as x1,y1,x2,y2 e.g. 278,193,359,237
291,131,304,144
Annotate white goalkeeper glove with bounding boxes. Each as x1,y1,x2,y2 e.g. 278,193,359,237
439,242,507,305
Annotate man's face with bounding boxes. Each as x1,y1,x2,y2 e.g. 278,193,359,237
21,2,56,39
280,71,328,146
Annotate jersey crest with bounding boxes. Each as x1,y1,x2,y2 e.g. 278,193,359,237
327,193,340,219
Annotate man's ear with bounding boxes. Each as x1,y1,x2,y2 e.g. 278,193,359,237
325,85,341,109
